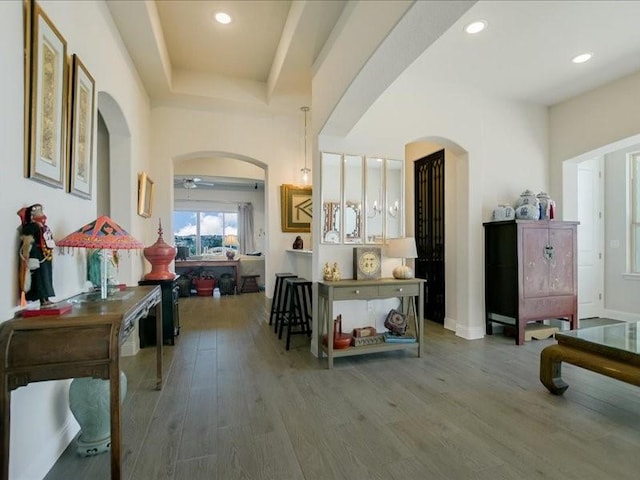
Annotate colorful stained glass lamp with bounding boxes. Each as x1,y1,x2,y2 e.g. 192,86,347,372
57,216,144,299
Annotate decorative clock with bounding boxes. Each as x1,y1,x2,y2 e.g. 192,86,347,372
353,247,382,280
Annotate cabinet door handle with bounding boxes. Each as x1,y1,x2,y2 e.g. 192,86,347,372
398,288,403,292
543,245,555,261
354,289,360,295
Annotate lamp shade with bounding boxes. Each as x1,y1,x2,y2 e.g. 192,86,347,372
57,216,144,300
385,237,417,259
57,215,144,250
224,234,239,246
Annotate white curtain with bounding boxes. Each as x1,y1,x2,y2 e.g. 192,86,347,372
238,203,255,254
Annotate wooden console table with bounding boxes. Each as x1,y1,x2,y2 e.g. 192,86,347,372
0,285,163,480
317,278,424,369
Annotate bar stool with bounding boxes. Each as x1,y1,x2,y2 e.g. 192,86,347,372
278,278,313,350
269,273,297,328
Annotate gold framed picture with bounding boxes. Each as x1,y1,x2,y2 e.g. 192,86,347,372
138,172,154,218
67,54,95,199
26,2,68,189
280,184,312,232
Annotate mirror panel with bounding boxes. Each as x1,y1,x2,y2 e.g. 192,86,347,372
343,155,363,243
385,158,403,239
321,152,341,243
365,157,384,244
320,152,403,245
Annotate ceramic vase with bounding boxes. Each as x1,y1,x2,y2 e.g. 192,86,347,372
536,192,555,220
515,203,540,220
492,204,515,221
69,371,127,456
516,189,539,209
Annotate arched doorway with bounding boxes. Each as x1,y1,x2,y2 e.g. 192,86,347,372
406,138,470,336
172,151,270,292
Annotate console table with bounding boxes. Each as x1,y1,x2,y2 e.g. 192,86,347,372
0,285,163,480
317,278,424,369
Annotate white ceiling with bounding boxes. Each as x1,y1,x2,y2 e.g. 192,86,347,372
106,0,640,194
108,1,640,123
421,0,640,106
156,1,291,83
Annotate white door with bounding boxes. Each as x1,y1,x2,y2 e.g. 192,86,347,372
577,157,604,319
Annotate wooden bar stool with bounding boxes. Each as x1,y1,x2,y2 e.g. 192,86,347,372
269,273,297,328
240,275,260,293
278,278,313,350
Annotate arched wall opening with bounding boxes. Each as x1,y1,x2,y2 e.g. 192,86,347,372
171,151,270,292
405,136,476,339
96,91,140,287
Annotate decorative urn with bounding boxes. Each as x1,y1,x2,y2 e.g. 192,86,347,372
143,219,177,280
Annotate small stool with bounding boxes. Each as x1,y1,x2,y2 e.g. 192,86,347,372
240,275,260,293
278,278,313,350
269,273,297,327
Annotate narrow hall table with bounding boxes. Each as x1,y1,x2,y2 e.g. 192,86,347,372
0,285,163,480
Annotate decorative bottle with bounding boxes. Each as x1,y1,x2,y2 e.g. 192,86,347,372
143,219,177,280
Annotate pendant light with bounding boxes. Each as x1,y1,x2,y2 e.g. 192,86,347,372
300,106,311,185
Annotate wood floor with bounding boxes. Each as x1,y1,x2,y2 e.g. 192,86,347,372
46,294,640,480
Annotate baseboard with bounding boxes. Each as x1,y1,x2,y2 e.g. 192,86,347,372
444,317,456,332
443,317,485,340
455,322,485,340
601,308,640,323
17,415,78,480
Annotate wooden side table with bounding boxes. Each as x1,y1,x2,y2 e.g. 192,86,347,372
0,286,163,480
240,274,260,293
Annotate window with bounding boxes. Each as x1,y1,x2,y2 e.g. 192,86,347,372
173,210,238,256
632,153,640,273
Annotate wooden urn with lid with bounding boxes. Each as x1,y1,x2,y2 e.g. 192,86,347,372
143,220,177,280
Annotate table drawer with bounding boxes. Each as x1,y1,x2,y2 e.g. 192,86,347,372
333,285,379,300
379,283,419,297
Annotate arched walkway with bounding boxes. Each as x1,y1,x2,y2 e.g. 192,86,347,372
406,137,481,340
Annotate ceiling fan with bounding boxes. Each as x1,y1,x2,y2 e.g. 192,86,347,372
182,177,201,189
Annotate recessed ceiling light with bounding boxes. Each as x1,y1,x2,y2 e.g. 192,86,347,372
572,52,593,64
464,20,487,35
214,12,232,25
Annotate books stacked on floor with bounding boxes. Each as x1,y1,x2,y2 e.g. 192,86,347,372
383,332,417,343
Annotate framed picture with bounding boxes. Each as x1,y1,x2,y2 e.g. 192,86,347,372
67,54,95,199
138,172,154,218
280,184,312,232
26,2,68,189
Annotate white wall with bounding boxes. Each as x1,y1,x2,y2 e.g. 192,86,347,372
0,1,152,478
151,106,308,297
549,70,640,210
317,72,548,341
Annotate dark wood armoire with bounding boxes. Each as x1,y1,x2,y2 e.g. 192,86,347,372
483,220,579,345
